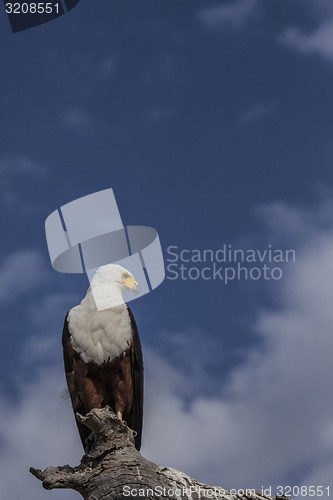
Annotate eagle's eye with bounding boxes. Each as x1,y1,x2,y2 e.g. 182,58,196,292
122,272,130,279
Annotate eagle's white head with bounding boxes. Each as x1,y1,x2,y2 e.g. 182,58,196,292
88,264,140,310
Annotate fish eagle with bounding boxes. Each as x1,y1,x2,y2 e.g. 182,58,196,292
62,264,143,451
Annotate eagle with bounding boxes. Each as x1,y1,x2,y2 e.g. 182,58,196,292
62,264,143,451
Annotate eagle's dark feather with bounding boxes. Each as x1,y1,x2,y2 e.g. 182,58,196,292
126,306,143,450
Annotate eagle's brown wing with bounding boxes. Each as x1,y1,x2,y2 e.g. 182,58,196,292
127,305,144,450
62,311,91,449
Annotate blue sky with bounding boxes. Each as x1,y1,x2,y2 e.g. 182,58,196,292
1,1,333,498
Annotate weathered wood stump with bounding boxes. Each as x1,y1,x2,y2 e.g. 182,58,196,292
30,406,292,500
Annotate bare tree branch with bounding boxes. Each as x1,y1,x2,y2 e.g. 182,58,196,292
30,407,291,500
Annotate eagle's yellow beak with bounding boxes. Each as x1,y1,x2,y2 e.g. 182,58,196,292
122,275,140,294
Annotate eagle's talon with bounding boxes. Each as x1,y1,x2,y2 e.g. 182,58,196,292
126,426,137,437
116,411,128,427
116,412,136,435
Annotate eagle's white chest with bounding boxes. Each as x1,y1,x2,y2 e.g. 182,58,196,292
68,300,132,366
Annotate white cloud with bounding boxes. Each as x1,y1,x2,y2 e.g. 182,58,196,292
0,288,82,499
255,198,333,242
279,21,333,61
20,292,80,370
277,0,333,61
0,249,47,305
198,0,258,31
141,199,333,495
197,0,333,63
63,106,111,137
0,156,43,176
27,292,79,328
0,368,82,500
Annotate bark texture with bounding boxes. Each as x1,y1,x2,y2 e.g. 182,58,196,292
30,406,291,500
